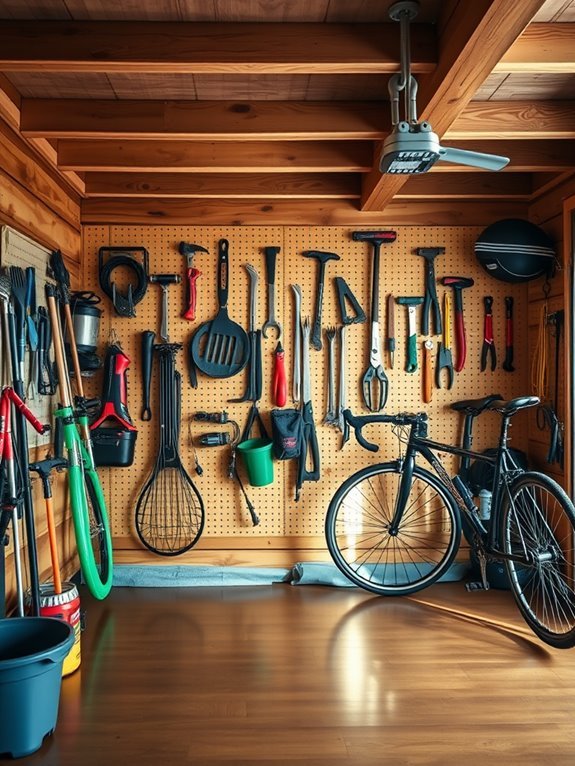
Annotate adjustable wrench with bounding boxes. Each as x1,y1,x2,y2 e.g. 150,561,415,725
262,246,281,339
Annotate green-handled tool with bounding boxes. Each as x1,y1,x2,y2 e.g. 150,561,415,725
396,296,424,373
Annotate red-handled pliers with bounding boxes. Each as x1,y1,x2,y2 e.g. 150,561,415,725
481,295,497,371
273,342,287,407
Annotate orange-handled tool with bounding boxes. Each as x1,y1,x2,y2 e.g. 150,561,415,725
29,457,68,595
273,342,287,407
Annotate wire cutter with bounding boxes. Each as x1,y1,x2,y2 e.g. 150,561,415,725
480,296,496,371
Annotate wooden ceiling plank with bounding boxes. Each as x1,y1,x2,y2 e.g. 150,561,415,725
396,172,532,199
0,21,435,74
497,22,575,73
20,99,387,140
80,197,529,226
361,0,548,212
447,101,575,139
57,139,373,172
84,172,360,198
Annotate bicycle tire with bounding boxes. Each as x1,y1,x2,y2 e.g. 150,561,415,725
67,441,113,599
325,462,461,596
499,471,575,649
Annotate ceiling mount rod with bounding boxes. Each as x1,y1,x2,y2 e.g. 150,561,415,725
388,0,420,125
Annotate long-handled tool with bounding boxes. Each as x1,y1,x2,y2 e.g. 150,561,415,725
28,457,68,596
25,266,39,400
436,292,455,389
149,273,181,342
135,343,205,555
396,296,424,373
190,240,250,378
179,241,208,322
37,306,56,396
262,246,282,340
303,250,340,351
141,330,155,420
324,327,338,426
386,294,396,369
296,319,320,501
441,276,474,372
230,263,262,403
352,231,396,410
481,296,497,371
291,284,302,404
423,339,434,403
416,247,444,336
503,296,515,372
338,325,350,447
0,270,41,615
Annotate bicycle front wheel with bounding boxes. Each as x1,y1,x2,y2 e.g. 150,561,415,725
325,462,461,596
500,472,575,649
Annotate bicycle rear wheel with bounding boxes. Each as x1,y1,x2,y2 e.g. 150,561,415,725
500,472,575,649
325,462,461,596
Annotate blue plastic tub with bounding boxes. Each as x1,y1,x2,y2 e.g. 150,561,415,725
0,617,74,758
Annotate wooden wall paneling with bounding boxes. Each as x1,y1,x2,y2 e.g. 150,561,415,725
83,225,530,566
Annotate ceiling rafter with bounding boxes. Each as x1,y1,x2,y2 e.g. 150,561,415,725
0,21,436,75
20,99,387,140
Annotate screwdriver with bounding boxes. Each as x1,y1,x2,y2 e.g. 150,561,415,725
387,294,395,369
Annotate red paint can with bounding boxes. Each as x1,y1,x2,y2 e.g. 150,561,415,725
38,582,81,676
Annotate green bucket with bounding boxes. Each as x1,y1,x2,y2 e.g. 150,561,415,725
236,438,274,486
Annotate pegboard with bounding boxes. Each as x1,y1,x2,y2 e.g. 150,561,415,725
82,225,529,559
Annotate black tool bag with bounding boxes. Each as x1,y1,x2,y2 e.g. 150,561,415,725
271,409,303,460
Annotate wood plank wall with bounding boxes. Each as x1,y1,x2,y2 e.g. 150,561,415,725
529,177,574,491
0,115,81,609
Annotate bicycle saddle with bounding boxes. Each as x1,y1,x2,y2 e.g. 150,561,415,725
450,394,503,416
488,396,540,416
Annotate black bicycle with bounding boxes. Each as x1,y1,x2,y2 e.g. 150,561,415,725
325,395,575,649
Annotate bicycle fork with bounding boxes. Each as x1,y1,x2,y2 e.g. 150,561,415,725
389,449,417,535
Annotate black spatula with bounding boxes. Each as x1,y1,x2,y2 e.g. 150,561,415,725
190,239,250,378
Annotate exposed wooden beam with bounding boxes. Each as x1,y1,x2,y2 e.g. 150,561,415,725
429,139,575,172
361,0,547,211
447,101,575,139
84,172,360,199
57,140,374,173
396,172,532,199
497,22,575,73
81,197,528,226
0,21,436,75
20,99,387,140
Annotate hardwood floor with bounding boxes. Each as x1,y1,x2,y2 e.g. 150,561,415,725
13,581,575,765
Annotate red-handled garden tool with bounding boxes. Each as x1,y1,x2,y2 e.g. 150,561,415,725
273,342,287,407
179,241,208,322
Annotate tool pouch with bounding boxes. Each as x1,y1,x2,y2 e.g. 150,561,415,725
271,408,302,460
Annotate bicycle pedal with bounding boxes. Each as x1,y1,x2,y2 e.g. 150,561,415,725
466,580,488,592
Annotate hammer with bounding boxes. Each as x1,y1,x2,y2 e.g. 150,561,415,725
396,296,424,373
302,250,341,350
178,241,208,322
441,276,474,372
149,274,181,342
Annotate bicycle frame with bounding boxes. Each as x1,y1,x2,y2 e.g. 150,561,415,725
392,414,525,563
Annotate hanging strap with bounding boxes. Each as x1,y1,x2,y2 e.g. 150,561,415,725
240,402,269,443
